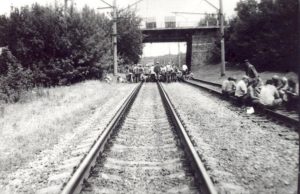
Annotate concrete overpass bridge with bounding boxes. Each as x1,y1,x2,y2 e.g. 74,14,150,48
141,26,220,71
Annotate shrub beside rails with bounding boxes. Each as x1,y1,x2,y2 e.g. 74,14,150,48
0,4,143,103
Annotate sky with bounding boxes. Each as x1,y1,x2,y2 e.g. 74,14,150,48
0,0,241,57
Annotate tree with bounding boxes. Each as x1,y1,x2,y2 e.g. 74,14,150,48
2,4,115,86
0,3,144,101
223,0,298,71
0,15,8,46
116,9,143,65
0,48,32,102
198,14,218,26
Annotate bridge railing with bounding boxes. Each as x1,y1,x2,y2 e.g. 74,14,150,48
140,20,220,29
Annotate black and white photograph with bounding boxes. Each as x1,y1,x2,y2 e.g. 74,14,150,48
0,0,298,193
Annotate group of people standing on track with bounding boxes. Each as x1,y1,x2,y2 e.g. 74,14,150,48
222,60,299,110
125,62,193,83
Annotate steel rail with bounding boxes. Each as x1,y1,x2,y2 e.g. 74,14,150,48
185,78,299,127
192,78,222,87
186,79,221,95
157,82,217,194
61,82,143,194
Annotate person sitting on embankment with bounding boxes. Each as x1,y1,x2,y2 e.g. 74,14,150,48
221,77,236,98
259,79,282,108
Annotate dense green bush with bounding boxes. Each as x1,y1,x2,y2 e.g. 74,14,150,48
3,4,113,86
0,49,33,102
0,4,143,102
116,9,143,65
224,0,298,71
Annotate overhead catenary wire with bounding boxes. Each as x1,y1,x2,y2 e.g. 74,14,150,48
99,0,113,7
97,6,113,10
172,11,215,15
201,0,218,11
118,0,146,12
126,0,145,9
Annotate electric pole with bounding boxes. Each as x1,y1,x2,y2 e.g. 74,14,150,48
168,46,171,64
98,0,118,76
64,0,68,16
219,0,225,76
10,4,14,13
178,43,181,68
202,0,226,76
297,0,300,193
113,0,118,76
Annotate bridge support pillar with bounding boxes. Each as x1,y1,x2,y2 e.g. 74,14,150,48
186,36,192,71
190,32,218,72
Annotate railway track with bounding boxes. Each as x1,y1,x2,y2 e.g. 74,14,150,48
61,82,216,194
185,78,299,128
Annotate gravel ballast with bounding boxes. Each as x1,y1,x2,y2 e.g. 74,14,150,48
163,82,298,194
82,83,198,193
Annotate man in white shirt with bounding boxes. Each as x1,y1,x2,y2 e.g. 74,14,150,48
259,80,282,108
235,76,249,106
165,64,173,82
182,64,188,78
222,77,236,97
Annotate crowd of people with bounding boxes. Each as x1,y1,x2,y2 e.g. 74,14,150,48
125,62,193,83
107,59,298,111
222,60,299,111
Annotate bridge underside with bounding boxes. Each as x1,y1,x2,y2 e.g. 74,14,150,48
142,27,219,71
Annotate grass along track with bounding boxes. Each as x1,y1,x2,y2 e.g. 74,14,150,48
0,81,137,193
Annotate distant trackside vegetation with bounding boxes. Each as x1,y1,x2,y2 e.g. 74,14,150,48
0,4,143,103
207,0,297,72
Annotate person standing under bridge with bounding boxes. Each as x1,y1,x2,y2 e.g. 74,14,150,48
166,63,173,82
154,62,161,81
150,65,156,82
182,64,188,79
171,65,177,82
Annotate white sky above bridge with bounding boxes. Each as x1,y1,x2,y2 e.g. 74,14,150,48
0,0,240,57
